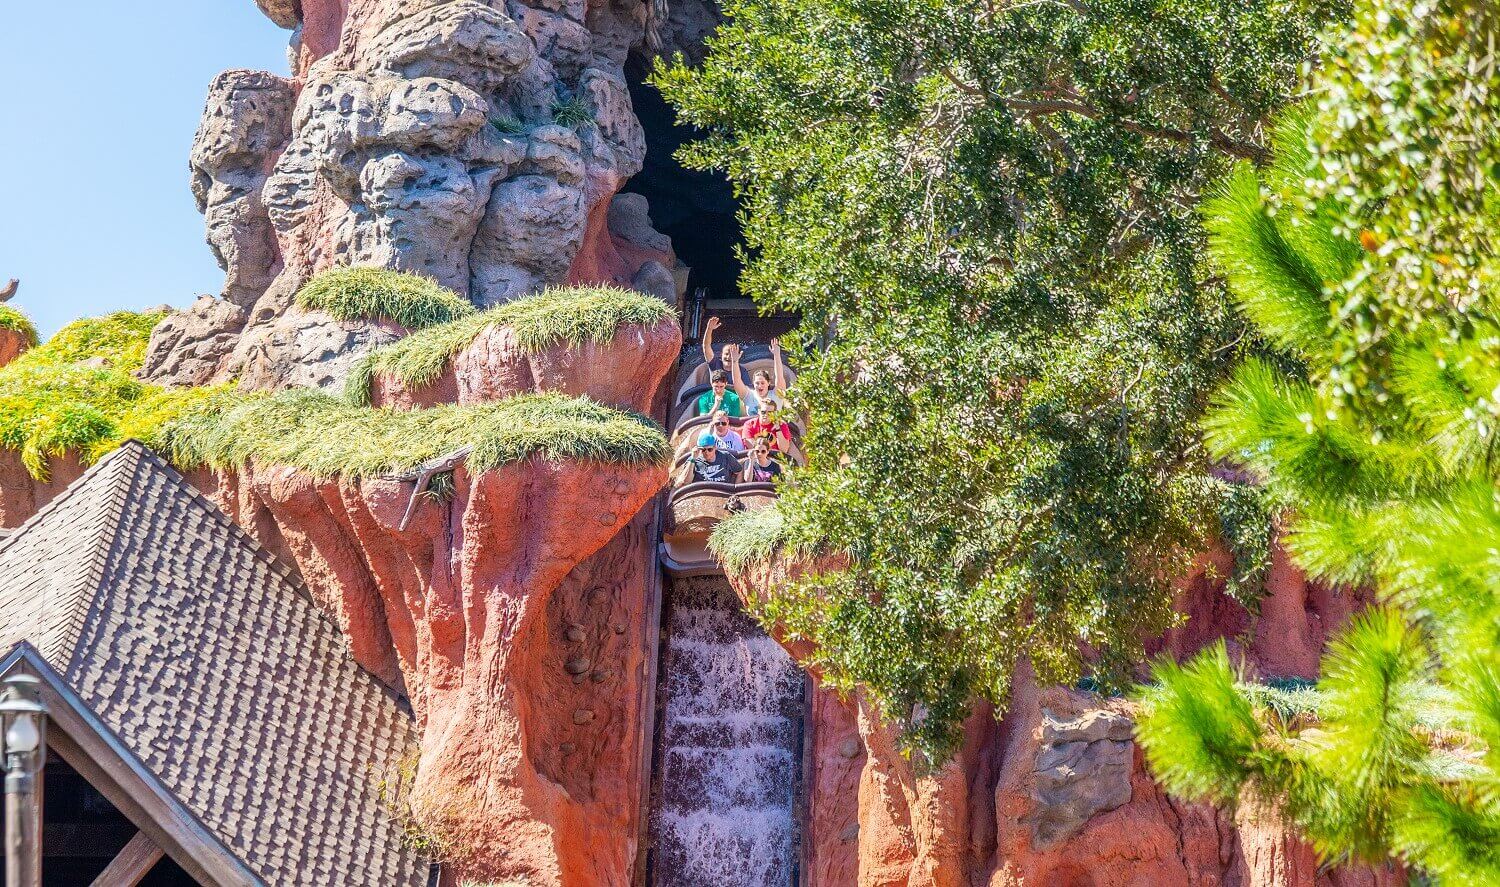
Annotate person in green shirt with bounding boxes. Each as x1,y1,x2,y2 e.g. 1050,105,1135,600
696,369,744,417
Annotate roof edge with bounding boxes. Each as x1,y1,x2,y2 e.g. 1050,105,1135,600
0,442,140,560
0,643,264,887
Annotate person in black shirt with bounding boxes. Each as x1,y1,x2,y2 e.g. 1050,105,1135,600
679,433,742,485
741,438,784,483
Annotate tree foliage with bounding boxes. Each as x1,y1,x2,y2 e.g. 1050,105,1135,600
1136,2,1500,880
666,0,1341,755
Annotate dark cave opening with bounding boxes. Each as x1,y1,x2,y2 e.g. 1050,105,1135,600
623,60,746,302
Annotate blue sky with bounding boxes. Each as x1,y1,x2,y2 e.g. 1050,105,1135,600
0,4,289,337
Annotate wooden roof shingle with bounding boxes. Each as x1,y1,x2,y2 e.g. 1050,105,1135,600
0,442,428,887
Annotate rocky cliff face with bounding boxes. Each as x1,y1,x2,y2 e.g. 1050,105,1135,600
145,0,679,391
729,551,1407,887
186,314,678,884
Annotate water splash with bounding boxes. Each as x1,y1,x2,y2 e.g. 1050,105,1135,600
651,577,804,886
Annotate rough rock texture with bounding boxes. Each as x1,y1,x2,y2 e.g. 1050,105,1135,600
190,70,296,308
368,314,680,410
728,550,1407,887
1157,545,1383,681
256,0,303,29
187,313,673,884
205,455,663,884
162,0,680,391
138,296,249,386
232,308,407,391
0,328,29,369
0,453,86,529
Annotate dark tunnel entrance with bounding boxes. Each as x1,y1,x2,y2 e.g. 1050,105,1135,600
623,60,746,302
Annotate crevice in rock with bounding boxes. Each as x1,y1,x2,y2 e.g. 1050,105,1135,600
622,57,745,300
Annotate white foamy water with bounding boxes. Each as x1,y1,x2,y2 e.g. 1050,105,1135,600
651,578,804,886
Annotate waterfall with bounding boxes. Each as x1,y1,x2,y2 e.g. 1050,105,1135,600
650,576,805,886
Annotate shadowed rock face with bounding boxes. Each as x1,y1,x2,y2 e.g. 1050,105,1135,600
726,551,1409,887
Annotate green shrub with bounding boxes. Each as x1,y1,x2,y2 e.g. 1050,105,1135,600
489,112,526,134
162,388,668,478
0,306,38,348
0,310,171,478
710,504,805,574
295,268,475,330
346,285,675,405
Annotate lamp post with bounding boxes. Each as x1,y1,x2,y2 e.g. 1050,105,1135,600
0,673,45,887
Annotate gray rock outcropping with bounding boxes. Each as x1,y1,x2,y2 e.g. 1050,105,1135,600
190,70,295,309
147,0,681,391
1025,706,1136,847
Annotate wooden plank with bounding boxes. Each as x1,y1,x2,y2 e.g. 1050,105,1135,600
89,831,163,887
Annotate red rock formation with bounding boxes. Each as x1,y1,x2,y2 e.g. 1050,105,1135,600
1158,545,1383,680
205,455,663,884
0,327,30,369
369,316,681,412
191,306,678,884
727,549,1407,887
0,453,85,529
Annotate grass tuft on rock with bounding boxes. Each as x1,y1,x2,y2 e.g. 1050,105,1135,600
346,285,675,404
162,388,669,478
0,310,180,479
295,267,476,330
0,306,38,347
710,504,811,574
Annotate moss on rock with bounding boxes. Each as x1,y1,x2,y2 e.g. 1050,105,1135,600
346,285,676,405
295,267,476,330
161,388,668,478
0,310,182,478
0,306,669,483
710,504,806,574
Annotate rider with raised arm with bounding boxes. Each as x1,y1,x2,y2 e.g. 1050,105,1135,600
732,338,787,417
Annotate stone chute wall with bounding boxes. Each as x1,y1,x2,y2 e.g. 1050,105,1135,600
144,0,683,391
727,551,1408,887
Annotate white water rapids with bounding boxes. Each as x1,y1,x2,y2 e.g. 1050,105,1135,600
650,577,804,886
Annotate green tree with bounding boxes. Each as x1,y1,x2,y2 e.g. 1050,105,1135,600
662,0,1342,756
1135,2,1500,881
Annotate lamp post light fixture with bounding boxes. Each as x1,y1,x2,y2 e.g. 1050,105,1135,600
0,673,46,887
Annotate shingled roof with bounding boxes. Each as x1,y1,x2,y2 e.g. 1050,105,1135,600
0,442,429,887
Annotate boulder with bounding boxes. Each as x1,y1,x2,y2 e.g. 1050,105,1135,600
138,296,249,387
368,313,681,413
226,308,406,392
254,0,302,29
